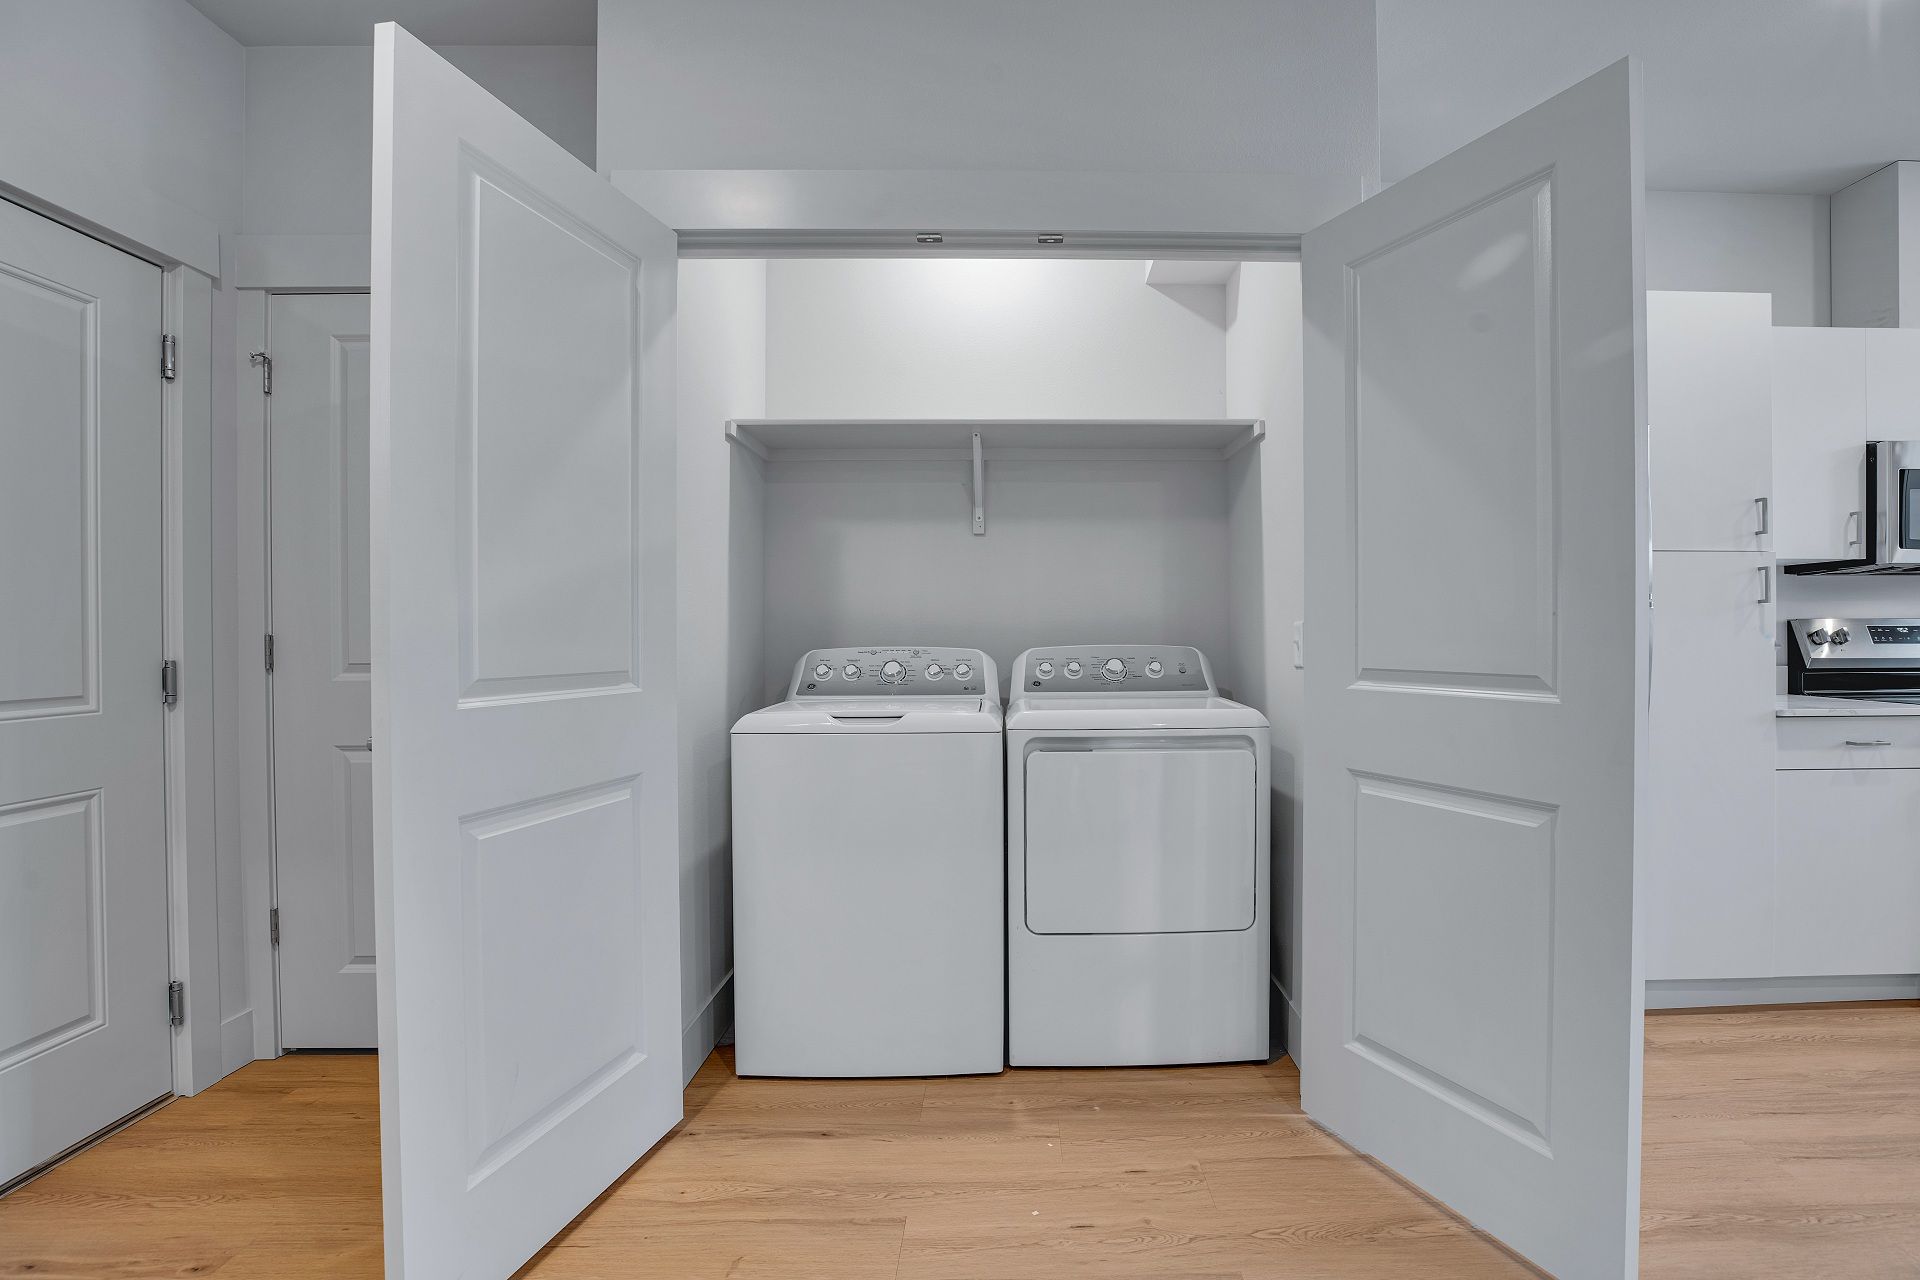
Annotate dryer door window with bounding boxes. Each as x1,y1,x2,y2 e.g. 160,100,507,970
1024,744,1257,934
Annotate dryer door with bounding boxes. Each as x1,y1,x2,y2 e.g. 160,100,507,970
1024,742,1257,934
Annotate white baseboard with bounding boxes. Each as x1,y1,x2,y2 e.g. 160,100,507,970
219,1009,255,1077
1648,974,1920,1009
681,973,735,1086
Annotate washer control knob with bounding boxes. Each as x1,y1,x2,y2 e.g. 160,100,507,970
1807,628,1830,647
1035,660,1055,679
1145,658,1164,678
1830,627,1851,646
1101,657,1127,681
1064,660,1083,678
953,661,973,681
924,661,944,680
880,659,908,683
842,662,862,680
813,662,833,679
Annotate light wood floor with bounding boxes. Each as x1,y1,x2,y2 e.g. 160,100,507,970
1,1003,1915,1278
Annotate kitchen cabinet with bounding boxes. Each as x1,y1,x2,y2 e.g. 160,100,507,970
1866,328,1920,439
1773,761,1920,977
1772,327,1867,560
1644,550,1778,980
1648,292,1772,552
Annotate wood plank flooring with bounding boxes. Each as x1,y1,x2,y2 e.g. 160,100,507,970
1,1003,1915,1278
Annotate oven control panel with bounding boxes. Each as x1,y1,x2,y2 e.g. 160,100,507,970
1792,617,1920,665
1015,645,1212,692
791,647,990,698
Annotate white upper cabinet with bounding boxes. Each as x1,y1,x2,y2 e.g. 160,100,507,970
1866,328,1920,439
1772,327,1868,560
1648,292,1773,552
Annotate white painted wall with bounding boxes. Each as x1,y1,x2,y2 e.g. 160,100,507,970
1223,262,1306,1053
0,0,241,267
1646,192,1831,327
676,259,769,1080
597,0,1376,231
1377,0,1920,193
241,43,596,236
757,257,1243,701
765,259,1227,419
760,456,1235,704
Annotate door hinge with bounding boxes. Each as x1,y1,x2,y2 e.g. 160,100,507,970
249,350,272,395
264,633,276,672
270,907,280,947
167,980,185,1027
160,659,179,706
160,334,177,381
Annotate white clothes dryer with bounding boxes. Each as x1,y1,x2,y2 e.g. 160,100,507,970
1007,645,1269,1066
732,646,1003,1077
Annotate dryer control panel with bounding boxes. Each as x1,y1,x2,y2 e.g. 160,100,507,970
791,646,993,698
1014,645,1212,692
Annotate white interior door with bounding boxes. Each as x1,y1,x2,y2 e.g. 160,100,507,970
0,198,171,1183
1301,61,1647,1279
372,24,681,1278
269,291,377,1048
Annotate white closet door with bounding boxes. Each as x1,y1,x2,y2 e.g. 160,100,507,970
0,198,170,1184
372,25,682,1279
269,292,377,1048
1301,60,1647,1280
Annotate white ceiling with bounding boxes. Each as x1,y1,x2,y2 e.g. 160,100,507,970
1379,0,1920,194
183,0,595,46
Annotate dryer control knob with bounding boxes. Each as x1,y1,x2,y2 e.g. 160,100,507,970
880,659,907,683
1145,658,1164,677
1100,657,1127,681
813,662,833,679
924,661,944,680
1064,660,1082,678
842,662,862,680
953,661,973,681
1035,660,1055,679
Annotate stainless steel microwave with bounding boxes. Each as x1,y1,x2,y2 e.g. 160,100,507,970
1783,440,1920,575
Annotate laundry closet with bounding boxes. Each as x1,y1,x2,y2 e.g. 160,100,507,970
672,255,1310,1069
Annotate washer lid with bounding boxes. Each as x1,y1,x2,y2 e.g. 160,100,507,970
733,698,1004,734
1007,694,1267,732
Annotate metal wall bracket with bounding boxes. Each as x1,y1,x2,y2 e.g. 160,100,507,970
971,431,985,536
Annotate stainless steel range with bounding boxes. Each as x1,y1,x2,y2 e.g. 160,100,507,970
1789,617,1920,704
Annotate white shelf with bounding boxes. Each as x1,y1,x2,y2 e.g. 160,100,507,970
725,417,1264,461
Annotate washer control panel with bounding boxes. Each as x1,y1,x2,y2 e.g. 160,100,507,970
1017,645,1211,692
792,646,990,698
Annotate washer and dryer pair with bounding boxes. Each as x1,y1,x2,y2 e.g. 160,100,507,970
731,644,1269,1078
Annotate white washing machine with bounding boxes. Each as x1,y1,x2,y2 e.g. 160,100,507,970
1007,645,1269,1066
732,646,1003,1077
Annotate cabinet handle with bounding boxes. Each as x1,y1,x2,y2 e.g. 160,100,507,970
1847,509,1863,547
1844,739,1893,747
1756,565,1771,604
1754,495,1770,537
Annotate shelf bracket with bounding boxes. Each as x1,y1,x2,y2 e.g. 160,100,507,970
971,431,985,535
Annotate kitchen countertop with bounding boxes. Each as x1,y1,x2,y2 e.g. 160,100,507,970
1776,694,1920,718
